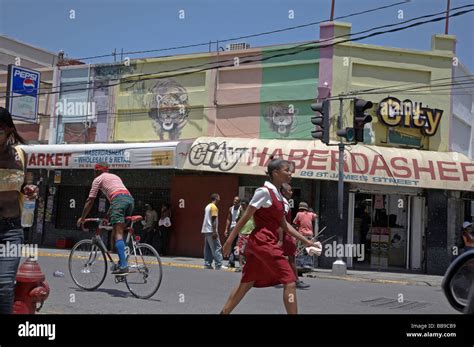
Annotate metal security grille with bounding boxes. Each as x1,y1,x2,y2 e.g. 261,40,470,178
127,188,170,216
55,185,94,229
55,186,170,230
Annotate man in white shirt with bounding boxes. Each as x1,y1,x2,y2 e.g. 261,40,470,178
202,193,227,270
225,196,241,268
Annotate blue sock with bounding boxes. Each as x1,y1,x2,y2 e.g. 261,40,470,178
115,240,127,268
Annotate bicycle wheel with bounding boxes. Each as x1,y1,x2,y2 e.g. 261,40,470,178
125,243,163,299
69,239,108,291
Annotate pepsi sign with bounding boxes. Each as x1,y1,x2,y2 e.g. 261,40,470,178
6,65,41,123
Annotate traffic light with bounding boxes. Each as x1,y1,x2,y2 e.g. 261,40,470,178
336,127,355,142
353,98,373,143
311,100,330,145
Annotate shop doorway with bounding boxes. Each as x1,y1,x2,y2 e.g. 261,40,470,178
352,193,409,270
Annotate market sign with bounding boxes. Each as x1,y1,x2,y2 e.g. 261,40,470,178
376,97,443,136
20,142,190,170
183,137,474,192
6,65,41,123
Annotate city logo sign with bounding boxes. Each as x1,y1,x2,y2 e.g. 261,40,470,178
376,97,443,136
188,141,249,171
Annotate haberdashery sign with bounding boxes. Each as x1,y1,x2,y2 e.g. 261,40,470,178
184,137,474,192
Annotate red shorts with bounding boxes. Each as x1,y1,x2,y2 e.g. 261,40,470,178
282,234,297,257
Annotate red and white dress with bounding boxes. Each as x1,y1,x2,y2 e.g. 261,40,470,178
241,181,297,288
282,197,297,257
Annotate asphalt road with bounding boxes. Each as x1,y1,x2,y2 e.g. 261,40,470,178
34,254,458,314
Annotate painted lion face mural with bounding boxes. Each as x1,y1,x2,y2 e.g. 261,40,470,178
145,79,189,140
264,103,298,137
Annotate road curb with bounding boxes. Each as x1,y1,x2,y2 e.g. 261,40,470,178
304,273,433,286
38,251,237,272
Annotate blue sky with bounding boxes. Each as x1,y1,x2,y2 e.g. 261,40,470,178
1,0,473,71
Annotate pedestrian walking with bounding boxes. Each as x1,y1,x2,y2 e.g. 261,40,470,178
202,194,227,270
143,203,158,248
280,184,310,289
0,107,39,314
293,202,317,238
293,202,318,269
158,203,172,255
225,196,241,268
234,199,254,271
221,158,319,314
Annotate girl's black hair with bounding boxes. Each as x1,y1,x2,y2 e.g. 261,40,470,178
0,107,26,145
266,155,290,180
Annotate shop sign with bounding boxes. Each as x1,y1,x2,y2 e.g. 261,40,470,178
184,137,474,192
376,97,443,136
22,143,182,170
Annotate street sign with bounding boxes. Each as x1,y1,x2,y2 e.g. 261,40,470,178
6,65,41,123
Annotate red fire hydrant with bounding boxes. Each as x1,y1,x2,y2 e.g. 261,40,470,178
13,257,50,314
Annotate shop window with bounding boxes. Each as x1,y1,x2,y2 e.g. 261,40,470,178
353,193,409,270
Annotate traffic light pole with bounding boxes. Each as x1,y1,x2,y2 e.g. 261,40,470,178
332,106,348,275
337,143,344,221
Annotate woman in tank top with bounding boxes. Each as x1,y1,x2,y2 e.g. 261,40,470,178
0,107,38,314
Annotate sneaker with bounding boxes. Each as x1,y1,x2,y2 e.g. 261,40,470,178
112,266,129,276
204,265,213,270
228,262,235,268
296,280,310,289
216,265,228,270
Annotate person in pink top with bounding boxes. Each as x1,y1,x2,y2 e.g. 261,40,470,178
293,202,317,238
77,163,134,275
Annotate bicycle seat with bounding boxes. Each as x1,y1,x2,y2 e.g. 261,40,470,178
126,215,143,222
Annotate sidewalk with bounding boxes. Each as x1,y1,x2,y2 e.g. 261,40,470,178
303,268,443,287
37,247,443,287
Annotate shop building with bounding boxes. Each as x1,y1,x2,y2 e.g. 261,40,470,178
17,21,473,274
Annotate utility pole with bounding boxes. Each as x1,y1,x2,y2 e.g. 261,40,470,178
445,0,451,34
330,0,336,21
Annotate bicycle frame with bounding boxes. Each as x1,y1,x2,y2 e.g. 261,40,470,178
85,218,141,267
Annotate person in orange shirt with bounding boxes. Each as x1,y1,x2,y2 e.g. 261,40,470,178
293,202,317,238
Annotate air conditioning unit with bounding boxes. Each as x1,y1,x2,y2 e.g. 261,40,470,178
226,42,250,51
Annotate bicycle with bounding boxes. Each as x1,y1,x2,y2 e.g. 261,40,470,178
68,216,163,299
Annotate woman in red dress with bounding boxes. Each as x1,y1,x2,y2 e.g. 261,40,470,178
221,158,318,314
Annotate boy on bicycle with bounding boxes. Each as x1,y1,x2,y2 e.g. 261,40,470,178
77,162,134,275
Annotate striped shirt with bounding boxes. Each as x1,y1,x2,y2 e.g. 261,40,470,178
89,172,129,201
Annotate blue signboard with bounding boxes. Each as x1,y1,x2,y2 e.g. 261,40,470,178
7,65,41,123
